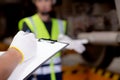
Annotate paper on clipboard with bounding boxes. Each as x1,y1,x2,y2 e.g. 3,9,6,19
8,40,68,80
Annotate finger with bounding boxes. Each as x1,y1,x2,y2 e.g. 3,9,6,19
75,39,89,44
17,31,26,35
12,31,26,40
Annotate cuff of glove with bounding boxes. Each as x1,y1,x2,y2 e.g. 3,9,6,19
10,46,24,64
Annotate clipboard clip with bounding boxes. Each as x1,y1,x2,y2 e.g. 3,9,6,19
38,38,57,44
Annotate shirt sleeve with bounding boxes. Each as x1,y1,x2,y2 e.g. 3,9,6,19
22,22,32,33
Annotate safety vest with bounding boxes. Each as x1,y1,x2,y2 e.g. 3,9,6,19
18,14,67,80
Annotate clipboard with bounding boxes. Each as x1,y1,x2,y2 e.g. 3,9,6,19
7,39,68,80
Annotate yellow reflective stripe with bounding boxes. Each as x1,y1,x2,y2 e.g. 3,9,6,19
54,52,61,58
52,19,67,58
18,18,25,30
18,18,35,33
25,18,36,33
50,18,60,80
32,14,50,39
51,18,59,40
50,59,56,80
27,17,38,36
63,20,67,33
50,19,66,80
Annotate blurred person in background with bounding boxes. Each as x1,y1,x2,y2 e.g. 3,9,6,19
18,0,87,80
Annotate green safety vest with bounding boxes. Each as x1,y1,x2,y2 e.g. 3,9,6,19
18,14,67,80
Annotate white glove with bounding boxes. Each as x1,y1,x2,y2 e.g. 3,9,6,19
10,31,37,63
58,34,88,54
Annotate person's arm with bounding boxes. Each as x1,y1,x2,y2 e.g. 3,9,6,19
0,48,22,80
58,34,88,54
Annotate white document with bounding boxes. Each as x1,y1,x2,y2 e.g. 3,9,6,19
6,40,67,80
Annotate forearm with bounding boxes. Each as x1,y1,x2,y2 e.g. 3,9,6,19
0,48,22,80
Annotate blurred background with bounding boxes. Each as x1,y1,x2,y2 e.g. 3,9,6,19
1,0,120,80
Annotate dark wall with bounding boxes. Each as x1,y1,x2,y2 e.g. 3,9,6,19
0,3,22,38
0,0,115,38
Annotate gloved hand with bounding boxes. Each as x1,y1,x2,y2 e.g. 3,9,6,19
10,31,37,63
58,34,88,54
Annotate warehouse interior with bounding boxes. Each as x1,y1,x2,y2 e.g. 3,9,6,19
0,0,120,80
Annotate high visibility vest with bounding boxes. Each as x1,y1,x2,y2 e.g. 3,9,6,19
18,14,67,80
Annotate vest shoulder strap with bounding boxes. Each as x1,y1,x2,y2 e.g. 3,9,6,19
19,17,67,35
18,18,26,30
18,17,36,33
58,19,64,34
56,19,67,34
